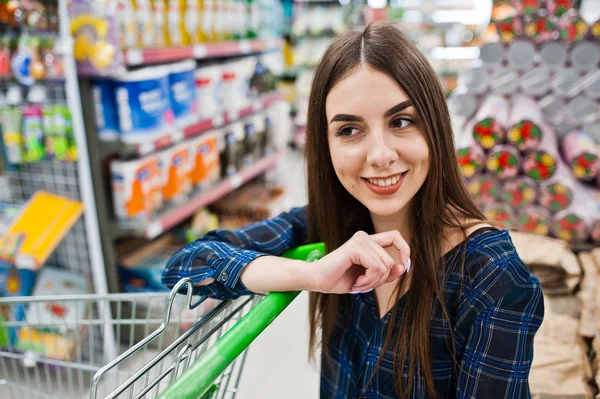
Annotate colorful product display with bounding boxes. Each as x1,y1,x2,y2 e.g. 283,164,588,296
552,208,589,243
0,85,76,164
472,95,509,150
502,177,538,209
517,206,551,236
111,110,271,222
507,95,543,151
484,203,518,231
561,130,600,182
539,181,573,213
466,174,501,208
485,145,522,180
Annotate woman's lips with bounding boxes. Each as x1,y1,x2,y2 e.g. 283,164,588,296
362,172,406,195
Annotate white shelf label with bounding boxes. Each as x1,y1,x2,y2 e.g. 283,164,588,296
230,174,243,189
139,142,155,155
212,114,225,127
193,44,208,58
15,254,36,270
239,40,252,54
126,49,144,66
147,221,163,238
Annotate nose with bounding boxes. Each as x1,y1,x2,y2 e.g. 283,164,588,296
366,131,398,170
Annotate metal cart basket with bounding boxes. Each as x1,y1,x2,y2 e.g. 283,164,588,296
0,244,324,399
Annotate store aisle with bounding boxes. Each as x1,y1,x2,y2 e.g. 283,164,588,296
236,150,320,398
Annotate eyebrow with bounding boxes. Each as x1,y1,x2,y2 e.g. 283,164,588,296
329,100,413,124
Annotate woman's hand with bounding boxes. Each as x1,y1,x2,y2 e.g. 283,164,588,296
309,230,411,294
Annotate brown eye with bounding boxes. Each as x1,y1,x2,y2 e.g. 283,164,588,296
336,126,362,137
390,117,414,129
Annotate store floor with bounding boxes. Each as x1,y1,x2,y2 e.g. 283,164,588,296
236,149,320,398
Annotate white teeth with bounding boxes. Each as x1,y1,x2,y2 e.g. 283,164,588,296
366,174,403,187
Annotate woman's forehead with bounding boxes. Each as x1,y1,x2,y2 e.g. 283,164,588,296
325,66,410,117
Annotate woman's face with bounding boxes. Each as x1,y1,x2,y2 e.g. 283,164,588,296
326,65,430,219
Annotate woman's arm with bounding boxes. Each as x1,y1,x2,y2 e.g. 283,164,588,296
162,206,309,299
455,256,544,398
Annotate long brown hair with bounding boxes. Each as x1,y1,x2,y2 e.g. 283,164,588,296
305,22,485,397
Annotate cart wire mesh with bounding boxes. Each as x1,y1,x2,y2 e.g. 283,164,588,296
0,278,256,399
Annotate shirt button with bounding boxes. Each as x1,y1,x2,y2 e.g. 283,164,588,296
220,273,228,282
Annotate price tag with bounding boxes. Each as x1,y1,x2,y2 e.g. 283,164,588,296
15,254,36,270
212,114,225,127
147,221,163,239
239,40,252,54
126,49,144,66
230,174,243,189
193,44,208,58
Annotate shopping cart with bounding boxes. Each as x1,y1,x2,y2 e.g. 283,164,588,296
0,243,325,399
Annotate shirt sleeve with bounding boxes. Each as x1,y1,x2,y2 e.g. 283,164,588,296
454,254,544,399
162,206,309,299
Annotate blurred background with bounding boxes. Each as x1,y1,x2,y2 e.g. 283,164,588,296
0,0,600,398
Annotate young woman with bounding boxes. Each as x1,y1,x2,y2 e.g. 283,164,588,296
163,22,544,398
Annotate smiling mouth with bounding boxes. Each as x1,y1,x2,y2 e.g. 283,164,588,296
363,172,406,187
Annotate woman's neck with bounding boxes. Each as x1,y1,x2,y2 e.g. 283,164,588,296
370,205,412,242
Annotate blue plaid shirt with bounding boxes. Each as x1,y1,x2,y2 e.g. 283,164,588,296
163,206,544,398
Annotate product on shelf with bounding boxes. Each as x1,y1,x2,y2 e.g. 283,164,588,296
522,13,557,43
185,208,219,243
523,150,557,181
507,40,536,68
466,174,501,208
507,95,543,151
495,15,523,44
189,132,221,188
485,145,522,180
195,64,222,120
591,218,600,244
512,0,542,16
539,41,568,70
502,177,538,209
519,66,552,97
570,42,600,71
483,202,518,231
472,95,509,150
592,18,600,39
552,207,589,242
539,180,573,213
0,191,83,269
111,156,162,222
16,266,90,361
557,11,589,42
93,66,172,143
561,130,600,182
220,121,246,176
168,60,197,127
546,0,574,17
160,143,192,204
517,206,551,236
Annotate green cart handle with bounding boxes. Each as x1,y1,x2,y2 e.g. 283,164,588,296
157,243,325,399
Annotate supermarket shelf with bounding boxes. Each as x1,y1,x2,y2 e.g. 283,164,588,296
123,38,285,66
101,92,283,157
116,149,286,239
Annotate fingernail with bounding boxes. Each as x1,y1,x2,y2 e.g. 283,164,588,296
353,283,364,287
405,258,411,273
349,291,362,295
360,288,373,293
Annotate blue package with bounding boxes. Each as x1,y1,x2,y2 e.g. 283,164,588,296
113,66,173,143
92,79,120,141
0,263,37,347
168,61,197,127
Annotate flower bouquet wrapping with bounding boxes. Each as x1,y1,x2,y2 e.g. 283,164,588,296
466,174,501,207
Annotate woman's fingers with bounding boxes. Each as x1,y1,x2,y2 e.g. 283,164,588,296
350,234,397,291
370,230,411,268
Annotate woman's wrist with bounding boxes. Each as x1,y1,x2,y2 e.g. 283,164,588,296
241,256,316,293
